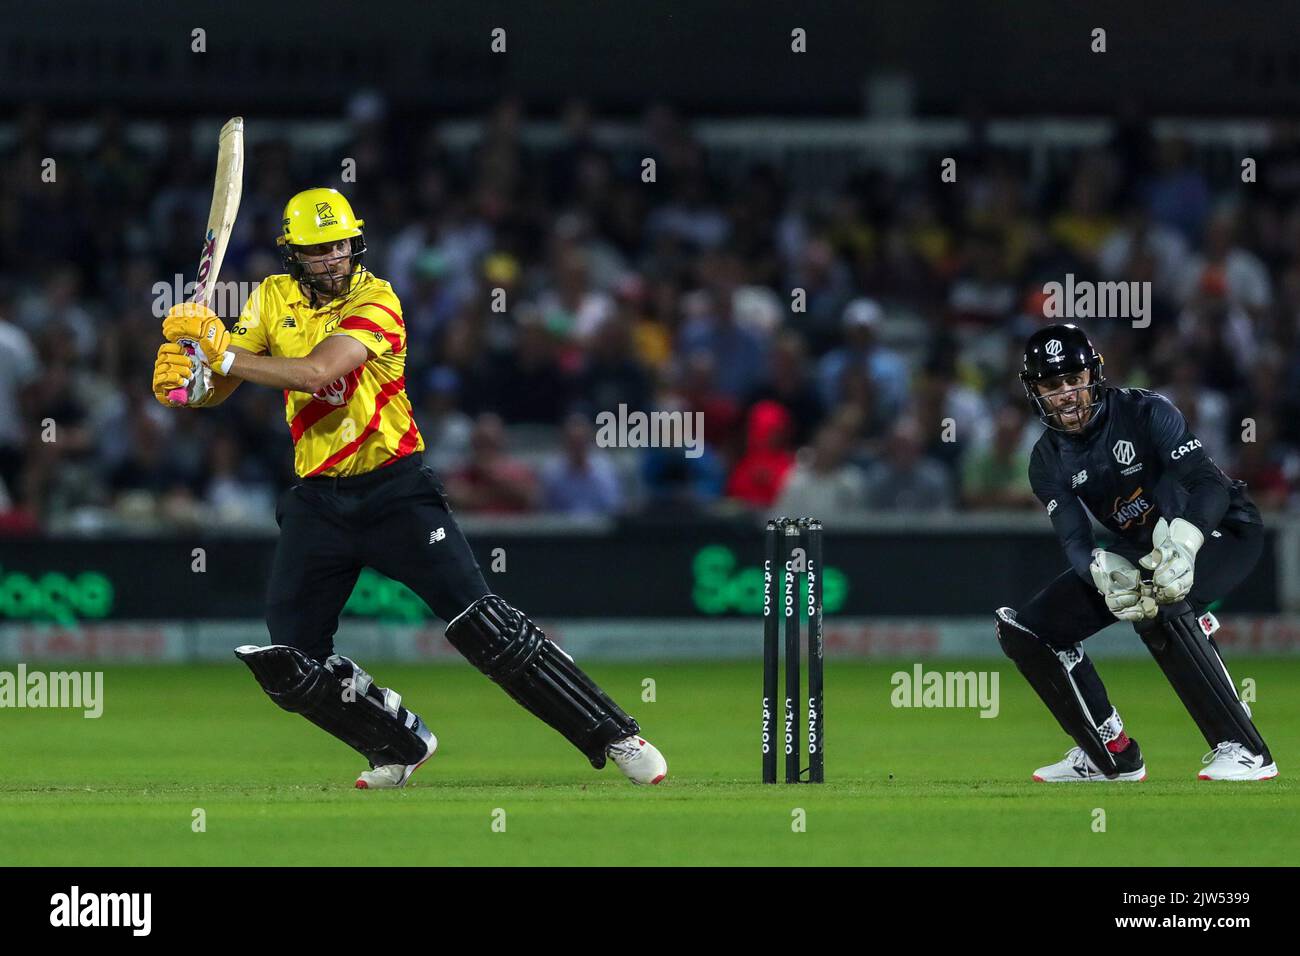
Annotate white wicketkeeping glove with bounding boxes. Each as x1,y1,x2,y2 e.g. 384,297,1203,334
1090,549,1157,622
1139,516,1204,604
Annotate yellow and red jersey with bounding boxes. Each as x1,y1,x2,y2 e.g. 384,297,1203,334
231,271,423,478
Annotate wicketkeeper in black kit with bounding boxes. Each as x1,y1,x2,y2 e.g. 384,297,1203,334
152,187,667,788
996,322,1277,782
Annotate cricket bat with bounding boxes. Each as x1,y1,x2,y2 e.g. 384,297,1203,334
169,116,245,405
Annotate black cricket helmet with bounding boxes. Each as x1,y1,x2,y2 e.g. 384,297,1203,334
1019,323,1105,430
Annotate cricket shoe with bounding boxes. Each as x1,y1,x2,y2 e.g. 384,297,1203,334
1032,739,1146,782
355,725,438,790
607,735,667,785
1198,741,1278,781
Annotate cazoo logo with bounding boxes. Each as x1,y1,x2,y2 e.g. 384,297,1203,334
312,369,361,406
1171,439,1203,460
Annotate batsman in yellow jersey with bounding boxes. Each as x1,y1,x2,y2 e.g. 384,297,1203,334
151,188,666,788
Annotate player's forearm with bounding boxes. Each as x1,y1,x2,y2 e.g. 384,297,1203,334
1050,501,1097,580
1179,464,1231,534
1065,539,1096,581
195,373,242,408
228,351,326,393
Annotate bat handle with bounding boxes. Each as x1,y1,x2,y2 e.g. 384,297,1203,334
168,338,200,405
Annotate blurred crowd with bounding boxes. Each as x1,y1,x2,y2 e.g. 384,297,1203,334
3,97,1300,533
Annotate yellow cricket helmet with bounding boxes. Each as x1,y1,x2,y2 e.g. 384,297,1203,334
277,187,365,247
276,187,368,298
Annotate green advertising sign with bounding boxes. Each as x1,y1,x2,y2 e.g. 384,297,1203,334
344,568,433,622
692,545,846,616
0,566,114,625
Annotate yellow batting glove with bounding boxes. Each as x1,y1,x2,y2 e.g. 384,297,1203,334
163,302,230,368
153,342,195,406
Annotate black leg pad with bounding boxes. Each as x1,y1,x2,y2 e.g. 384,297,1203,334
995,607,1119,776
445,595,638,768
236,644,430,768
1134,603,1271,761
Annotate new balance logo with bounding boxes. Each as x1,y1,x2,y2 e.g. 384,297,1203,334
429,528,446,544
1071,469,1088,488
282,316,296,328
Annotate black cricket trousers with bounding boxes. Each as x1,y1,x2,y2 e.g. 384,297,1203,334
267,455,490,661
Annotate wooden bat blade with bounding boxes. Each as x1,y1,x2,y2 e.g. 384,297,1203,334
191,116,245,312
169,116,245,405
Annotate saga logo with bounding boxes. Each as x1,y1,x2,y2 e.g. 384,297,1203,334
1171,439,1203,460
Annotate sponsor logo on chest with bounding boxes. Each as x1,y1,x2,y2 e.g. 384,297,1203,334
1112,438,1143,476
1110,486,1155,529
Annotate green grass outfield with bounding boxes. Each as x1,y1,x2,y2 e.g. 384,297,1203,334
1,659,1297,865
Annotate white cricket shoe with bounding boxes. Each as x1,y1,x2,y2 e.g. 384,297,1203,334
1198,741,1278,781
607,735,667,785
355,728,438,790
1032,744,1146,782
